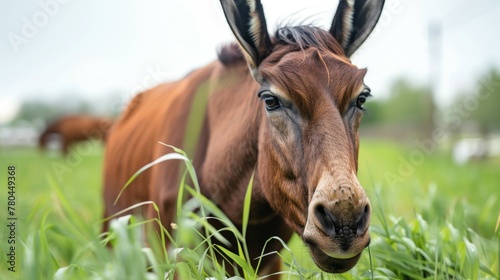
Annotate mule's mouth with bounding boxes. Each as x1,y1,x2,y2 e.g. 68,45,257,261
307,243,363,273
304,236,371,273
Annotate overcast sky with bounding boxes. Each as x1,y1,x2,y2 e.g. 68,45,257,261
1,0,500,122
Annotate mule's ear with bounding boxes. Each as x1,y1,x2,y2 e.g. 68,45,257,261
330,0,385,57
219,0,272,75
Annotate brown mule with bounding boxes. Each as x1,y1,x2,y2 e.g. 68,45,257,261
103,0,384,276
39,115,113,155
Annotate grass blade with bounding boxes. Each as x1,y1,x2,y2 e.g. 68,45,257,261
114,152,189,205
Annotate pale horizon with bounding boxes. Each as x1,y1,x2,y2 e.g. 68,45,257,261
1,0,500,123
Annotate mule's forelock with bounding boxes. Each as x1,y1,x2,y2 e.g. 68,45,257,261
276,26,345,57
218,26,350,67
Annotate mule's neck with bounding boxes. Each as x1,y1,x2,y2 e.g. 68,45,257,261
194,61,275,224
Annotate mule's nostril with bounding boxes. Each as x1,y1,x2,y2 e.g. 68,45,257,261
314,204,338,236
356,203,371,236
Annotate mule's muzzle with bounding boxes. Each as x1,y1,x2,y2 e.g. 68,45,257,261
314,202,370,238
303,195,371,273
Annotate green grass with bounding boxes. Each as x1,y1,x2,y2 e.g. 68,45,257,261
357,139,499,236
0,139,498,279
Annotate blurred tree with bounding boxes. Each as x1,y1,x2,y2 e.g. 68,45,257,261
383,78,434,127
445,68,500,137
466,68,500,133
10,96,94,127
10,100,58,124
361,78,435,140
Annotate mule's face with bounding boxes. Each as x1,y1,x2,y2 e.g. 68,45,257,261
219,0,384,273
257,41,371,273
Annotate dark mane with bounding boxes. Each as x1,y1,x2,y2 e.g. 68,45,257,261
275,25,345,55
218,25,345,66
217,43,245,66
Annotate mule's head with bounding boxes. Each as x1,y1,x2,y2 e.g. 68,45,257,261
220,0,384,273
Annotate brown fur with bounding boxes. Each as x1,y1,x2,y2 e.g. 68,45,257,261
39,115,113,155
104,21,376,277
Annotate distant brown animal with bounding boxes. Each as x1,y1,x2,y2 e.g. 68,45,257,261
103,0,384,276
39,115,113,155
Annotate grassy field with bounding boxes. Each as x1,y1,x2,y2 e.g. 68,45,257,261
0,139,498,279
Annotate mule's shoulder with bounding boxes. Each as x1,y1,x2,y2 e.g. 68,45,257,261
117,90,147,125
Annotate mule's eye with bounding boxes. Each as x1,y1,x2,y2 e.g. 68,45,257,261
356,95,366,108
263,95,281,111
356,93,370,109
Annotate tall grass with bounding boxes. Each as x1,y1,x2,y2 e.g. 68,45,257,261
365,185,499,279
5,147,500,279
